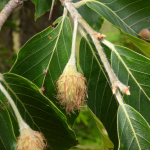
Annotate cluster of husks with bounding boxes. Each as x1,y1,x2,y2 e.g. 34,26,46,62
16,127,46,150
56,64,88,114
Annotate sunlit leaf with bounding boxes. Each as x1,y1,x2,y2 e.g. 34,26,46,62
118,104,150,150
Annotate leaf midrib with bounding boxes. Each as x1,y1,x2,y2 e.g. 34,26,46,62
110,44,150,101
41,14,67,88
121,104,141,149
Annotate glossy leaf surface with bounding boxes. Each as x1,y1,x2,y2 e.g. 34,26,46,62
31,0,52,20
10,16,78,125
118,104,150,150
1,73,78,150
86,0,150,57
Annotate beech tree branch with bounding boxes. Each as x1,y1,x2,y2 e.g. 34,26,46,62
60,0,130,96
0,0,23,31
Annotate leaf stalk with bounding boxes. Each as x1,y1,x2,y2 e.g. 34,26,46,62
68,17,78,66
0,74,29,130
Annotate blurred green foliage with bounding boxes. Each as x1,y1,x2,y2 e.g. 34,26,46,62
0,47,16,73
0,0,9,11
71,107,104,150
3,20,18,31
0,20,18,73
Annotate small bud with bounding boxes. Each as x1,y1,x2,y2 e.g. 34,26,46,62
123,86,130,96
112,86,117,94
16,126,47,150
93,33,106,41
56,64,88,114
139,29,150,39
112,81,130,96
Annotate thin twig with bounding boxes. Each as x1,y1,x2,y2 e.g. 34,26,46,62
61,0,130,96
0,0,23,31
49,0,55,20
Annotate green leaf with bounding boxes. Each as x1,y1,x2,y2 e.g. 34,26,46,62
85,0,150,57
102,40,150,148
0,90,17,150
1,73,78,150
10,16,78,125
0,0,9,11
123,33,150,57
118,104,150,150
77,4,104,31
107,43,150,125
88,109,114,150
31,0,52,20
73,0,104,31
80,35,150,149
79,36,117,149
